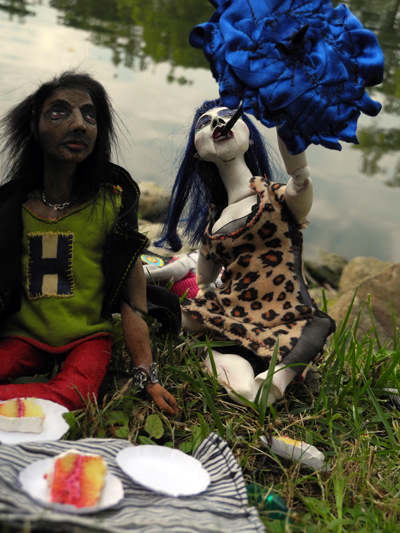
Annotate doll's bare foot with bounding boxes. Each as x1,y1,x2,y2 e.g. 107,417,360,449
272,363,297,396
253,371,282,405
254,363,297,404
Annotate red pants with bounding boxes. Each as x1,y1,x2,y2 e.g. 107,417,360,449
0,336,112,410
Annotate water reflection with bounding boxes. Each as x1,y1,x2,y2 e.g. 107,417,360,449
0,0,35,20
0,0,399,261
49,0,214,74
333,0,400,186
4,0,400,185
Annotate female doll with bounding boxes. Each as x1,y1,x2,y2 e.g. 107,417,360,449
157,99,335,405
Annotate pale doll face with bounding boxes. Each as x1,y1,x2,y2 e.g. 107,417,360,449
194,106,250,164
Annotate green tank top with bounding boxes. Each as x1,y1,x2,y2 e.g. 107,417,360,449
3,191,121,347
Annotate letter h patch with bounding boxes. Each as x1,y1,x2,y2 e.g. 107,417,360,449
28,232,74,299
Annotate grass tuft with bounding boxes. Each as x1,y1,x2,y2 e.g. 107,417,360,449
58,290,400,532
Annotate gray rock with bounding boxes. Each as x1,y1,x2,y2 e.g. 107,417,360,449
338,256,393,294
329,263,400,345
138,181,170,222
319,250,348,275
308,287,337,309
138,219,163,246
304,250,348,289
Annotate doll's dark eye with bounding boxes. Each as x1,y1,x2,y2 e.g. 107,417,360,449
195,115,212,132
48,108,68,119
83,111,97,125
81,105,97,125
195,109,238,133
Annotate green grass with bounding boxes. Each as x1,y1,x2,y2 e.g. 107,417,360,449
17,293,400,533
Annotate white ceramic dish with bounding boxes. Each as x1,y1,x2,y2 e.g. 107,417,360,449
116,445,211,497
19,457,124,514
0,398,69,444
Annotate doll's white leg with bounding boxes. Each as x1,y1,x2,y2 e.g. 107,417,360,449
272,363,297,395
204,351,258,406
204,351,277,406
181,310,206,333
254,363,297,403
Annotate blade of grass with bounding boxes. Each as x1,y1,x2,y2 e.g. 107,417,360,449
189,338,236,350
367,294,381,350
390,299,398,350
258,339,279,428
334,331,350,396
167,332,177,384
191,363,225,437
362,337,375,379
321,286,328,314
332,455,345,533
204,340,219,395
336,286,359,338
374,346,400,389
366,384,396,447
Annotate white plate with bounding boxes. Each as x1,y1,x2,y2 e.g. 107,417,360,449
116,445,211,497
0,398,69,444
19,458,124,514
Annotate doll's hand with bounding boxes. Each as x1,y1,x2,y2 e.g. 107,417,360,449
290,167,311,192
145,382,179,416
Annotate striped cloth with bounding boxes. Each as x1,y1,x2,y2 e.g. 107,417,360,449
0,433,265,532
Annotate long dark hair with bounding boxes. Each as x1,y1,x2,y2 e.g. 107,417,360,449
0,72,119,306
156,98,280,252
0,70,118,201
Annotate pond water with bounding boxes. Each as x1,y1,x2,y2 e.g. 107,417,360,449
0,0,399,262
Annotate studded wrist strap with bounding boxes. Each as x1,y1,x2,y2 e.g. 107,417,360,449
132,362,159,389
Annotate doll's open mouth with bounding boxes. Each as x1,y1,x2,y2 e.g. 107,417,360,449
212,127,234,142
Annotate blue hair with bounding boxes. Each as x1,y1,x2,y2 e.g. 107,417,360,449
156,98,280,252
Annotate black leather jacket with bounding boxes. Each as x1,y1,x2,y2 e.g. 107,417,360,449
0,164,149,327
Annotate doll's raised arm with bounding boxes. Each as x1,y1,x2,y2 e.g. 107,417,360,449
277,131,313,224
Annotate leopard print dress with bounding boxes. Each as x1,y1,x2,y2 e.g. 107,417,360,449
182,175,335,376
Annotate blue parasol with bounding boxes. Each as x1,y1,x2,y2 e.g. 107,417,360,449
189,0,384,154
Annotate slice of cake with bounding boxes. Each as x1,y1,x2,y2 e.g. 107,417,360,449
47,450,107,508
0,397,45,433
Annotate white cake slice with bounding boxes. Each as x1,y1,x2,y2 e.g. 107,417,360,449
0,398,45,433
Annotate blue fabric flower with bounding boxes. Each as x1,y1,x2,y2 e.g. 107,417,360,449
190,0,384,154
